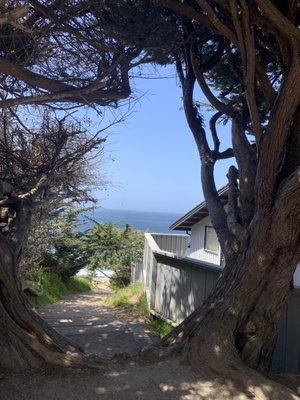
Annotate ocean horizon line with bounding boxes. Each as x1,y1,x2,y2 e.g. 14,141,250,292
79,208,183,233
91,206,182,216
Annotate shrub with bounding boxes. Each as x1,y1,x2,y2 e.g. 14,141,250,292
23,265,91,307
105,282,172,338
85,223,144,288
149,319,173,337
105,282,144,309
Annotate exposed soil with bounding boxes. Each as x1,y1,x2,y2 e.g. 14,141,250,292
1,282,300,400
2,358,300,400
37,282,156,357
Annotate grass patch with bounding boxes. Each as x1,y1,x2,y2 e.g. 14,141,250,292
105,282,173,338
23,265,91,308
105,282,144,309
149,319,173,337
137,292,149,317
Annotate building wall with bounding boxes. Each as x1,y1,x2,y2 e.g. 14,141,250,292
189,216,221,265
189,217,300,287
151,233,188,256
294,266,300,288
132,232,300,373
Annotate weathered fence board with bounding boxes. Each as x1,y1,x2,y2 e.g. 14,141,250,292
131,233,300,373
151,233,188,255
271,291,300,373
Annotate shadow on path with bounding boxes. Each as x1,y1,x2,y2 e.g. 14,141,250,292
38,286,153,357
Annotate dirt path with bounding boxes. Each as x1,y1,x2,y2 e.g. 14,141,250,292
2,286,300,400
38,285,155,357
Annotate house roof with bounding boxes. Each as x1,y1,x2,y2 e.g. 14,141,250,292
170,185,229,231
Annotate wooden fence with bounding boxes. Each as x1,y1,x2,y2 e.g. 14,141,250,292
132,233,300,373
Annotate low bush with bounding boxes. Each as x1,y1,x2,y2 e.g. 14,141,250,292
23,265,91,307
105,282,144,309
105,282,173,338
109,267,131,288
85,223,144,288
149,319,173,337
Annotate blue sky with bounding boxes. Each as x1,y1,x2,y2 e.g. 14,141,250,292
92,65,233,214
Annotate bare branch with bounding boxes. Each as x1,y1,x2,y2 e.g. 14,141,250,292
210,111,222,153
255,0,300,43
30,0,114,53
227,165,243,236
214,148,234,160
209,112,234,160
178,55,233,255
0,5,29,30
230,1,262,141
231,119,257,225
155,0,212,28
255,58,277,106
195,0,238,44
0,52,131,108
240,1,263,141
191,54,234,115
18,174,50,202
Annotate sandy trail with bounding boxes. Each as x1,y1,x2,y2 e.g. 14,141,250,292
38,286,154,357
2,286,300,400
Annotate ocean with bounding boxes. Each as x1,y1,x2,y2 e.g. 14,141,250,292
79,208,181,233
77,208,181,278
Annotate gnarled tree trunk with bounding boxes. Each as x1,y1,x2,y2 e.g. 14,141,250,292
0,236,108,372
163,7,300,372
162,181,300,371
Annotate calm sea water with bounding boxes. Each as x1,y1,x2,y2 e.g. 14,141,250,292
79,208,181,233
77,208,181,278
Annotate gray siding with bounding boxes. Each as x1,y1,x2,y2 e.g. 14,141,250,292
132,233,300,373
190,217,300,286
151,233,188,255
189,217,221,265
271,290,300,373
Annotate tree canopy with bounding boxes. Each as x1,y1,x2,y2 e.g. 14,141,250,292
85,222,144,286
1,2,300,391
0,1,178,109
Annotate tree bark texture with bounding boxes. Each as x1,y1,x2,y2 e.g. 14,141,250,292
162,217,300,370
0,236,110,371
169,30,300,371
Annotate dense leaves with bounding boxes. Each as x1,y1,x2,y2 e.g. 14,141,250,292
36,208,90,279
35,208,144,287
85,221,144,286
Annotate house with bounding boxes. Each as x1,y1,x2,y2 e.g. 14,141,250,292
132,187,300,372
170,186,300,287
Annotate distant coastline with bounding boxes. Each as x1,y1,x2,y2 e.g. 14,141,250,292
79,208,182,233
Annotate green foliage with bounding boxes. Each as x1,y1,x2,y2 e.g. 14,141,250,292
149,319,173,338
41,207,93,278
66,276,92,293
105,282,144,309
24,265,91,308
105,283,172,338
137,292,149,317
85,222,144,287
92,0,181,65
36,207,144,287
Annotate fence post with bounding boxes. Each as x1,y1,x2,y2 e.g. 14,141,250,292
150,256,157,310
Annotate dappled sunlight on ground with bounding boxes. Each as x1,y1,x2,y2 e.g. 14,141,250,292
37,288,154,357
2,286,299,400
2,357,300,400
